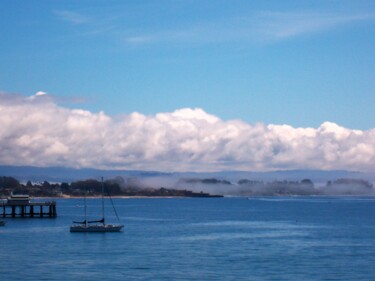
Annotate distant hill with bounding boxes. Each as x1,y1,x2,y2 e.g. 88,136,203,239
0,165,169,183
212,169,370,183
0,165,372,184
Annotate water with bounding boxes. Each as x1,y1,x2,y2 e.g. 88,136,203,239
1,197,375,280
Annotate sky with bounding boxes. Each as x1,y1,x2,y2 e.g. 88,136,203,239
1,0,375,172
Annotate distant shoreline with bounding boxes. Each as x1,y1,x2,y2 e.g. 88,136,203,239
22,195,224,199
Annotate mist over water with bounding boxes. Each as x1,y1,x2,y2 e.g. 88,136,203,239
119,175,375,196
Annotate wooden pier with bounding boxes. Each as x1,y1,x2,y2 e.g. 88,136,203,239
0,194,57,218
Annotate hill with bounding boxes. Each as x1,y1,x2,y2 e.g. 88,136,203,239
0,165,372,184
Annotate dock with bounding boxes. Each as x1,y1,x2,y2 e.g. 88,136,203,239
0,194,57,218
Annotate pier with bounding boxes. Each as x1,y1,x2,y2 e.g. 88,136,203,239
0,194,57,218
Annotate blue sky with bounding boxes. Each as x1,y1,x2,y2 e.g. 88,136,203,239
1,0,374,130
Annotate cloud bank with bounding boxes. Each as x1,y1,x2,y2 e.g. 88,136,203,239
1,92,375,172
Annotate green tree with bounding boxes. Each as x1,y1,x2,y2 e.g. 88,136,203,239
0,176,20,188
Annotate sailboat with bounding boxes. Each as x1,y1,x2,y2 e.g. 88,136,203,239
70,178,124,232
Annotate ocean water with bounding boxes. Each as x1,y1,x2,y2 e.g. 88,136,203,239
1,197,375,280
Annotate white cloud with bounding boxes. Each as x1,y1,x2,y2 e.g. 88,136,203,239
0,92,375,172
27,91,49,101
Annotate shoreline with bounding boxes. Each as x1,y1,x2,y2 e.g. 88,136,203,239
22,195,224,199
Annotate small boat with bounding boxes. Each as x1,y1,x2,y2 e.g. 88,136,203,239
70,178,124,233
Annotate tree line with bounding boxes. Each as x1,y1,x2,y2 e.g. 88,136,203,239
0,176,222,198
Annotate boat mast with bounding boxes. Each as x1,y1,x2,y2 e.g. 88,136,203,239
84,188,87,227
101,177,105,225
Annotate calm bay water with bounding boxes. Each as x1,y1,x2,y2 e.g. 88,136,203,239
1,197,375,280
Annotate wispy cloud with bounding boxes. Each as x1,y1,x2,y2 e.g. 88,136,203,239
54,10,90,25
121,11,374,47
255,11,374,41
53,7,374,47
124,35,156,45
1,92,374,172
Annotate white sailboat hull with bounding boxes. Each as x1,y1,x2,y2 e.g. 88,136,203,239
70,224,124,232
